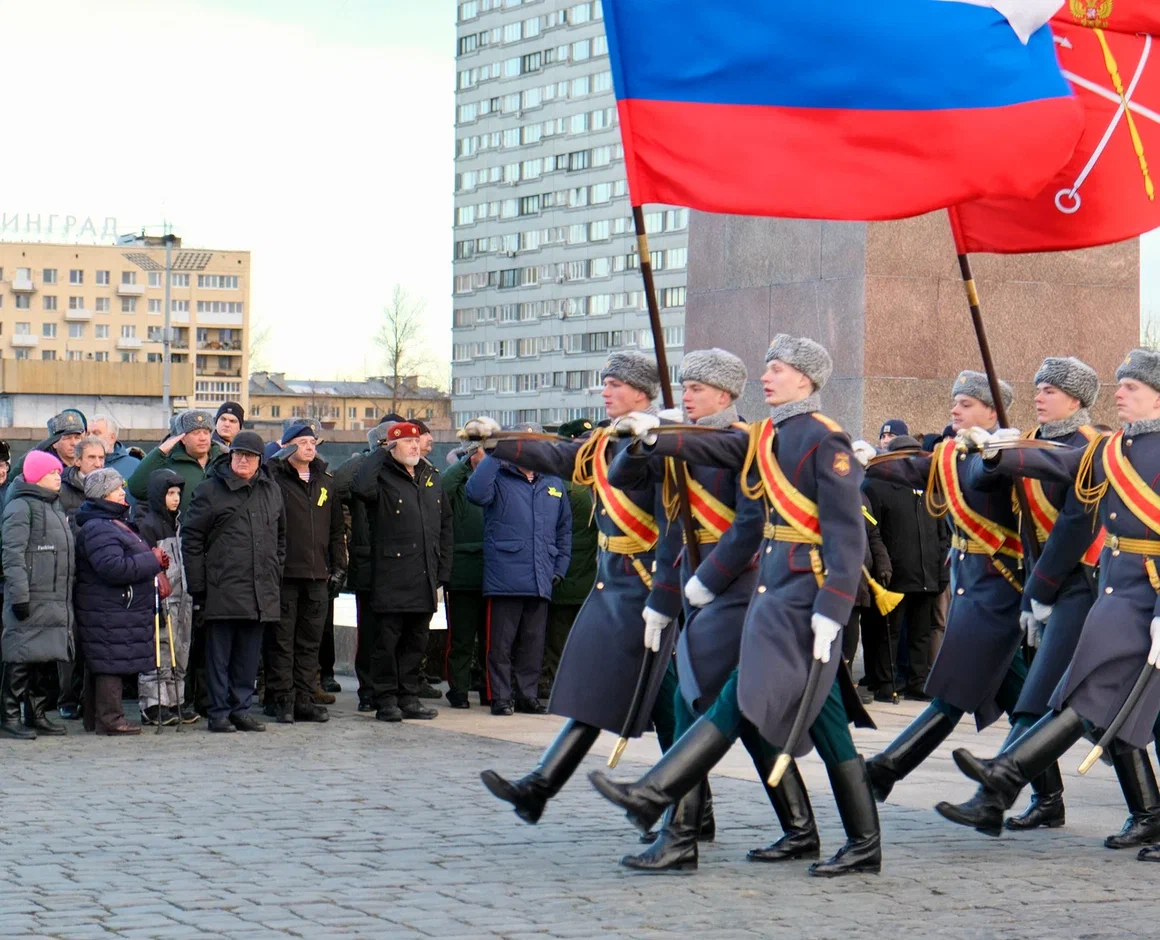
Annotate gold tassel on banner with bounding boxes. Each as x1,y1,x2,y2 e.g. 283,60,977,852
863,566,904,616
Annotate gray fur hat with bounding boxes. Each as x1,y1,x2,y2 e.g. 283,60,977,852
765,334,833,391
367,420,397,447
678,348,747,398
47,410,86,437
175,409,214,434
952,370,1014,410
1034,356,1099,408
83,467,124,501
1116,348,1160,393
600,351,660,400
283,416,322,438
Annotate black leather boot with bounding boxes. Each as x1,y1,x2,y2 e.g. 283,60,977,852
589,719,734,834
1140,844,1160,862
865,705,957,802
748,755,821,862
809,757,881,876
935,723,1033,837
1105,747,1160,849
25,671,66,736
620,780,707,872
0,664,36,740
954,708,1086,810
1005,761,1065,832
639,779,715,844
480,720,601,824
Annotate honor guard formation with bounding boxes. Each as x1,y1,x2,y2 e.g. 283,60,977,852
462,337,1160,875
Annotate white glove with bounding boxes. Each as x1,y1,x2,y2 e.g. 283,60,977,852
955,426,992,453
658,407,683,422
984,427,1023,458
684,575,715,608
1149,617,1160,667
852,440,876,467
1030,599,1053,624
461,415,501,440
642,607,672,652
810,613,842,664
612,411,660,445
1020,610,1042,649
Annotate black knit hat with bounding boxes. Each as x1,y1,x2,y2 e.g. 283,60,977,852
216,401,245,424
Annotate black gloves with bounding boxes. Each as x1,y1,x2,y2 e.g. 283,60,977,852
191,593,207,611
328,569,346,599
552,574,564,589
12,601,30,621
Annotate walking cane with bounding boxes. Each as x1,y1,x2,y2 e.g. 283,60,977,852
1078,663,1159,774
768,659,823,787
153,583,163,736
163,591,182,733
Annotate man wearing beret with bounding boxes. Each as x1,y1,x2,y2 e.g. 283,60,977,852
213,401,245,451
127,410,223,513
352,422,453,722
263,425,346,724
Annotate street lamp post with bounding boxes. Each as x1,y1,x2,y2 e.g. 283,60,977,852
163,233,173,416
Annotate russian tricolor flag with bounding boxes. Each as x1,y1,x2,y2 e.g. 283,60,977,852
603,0,1085,220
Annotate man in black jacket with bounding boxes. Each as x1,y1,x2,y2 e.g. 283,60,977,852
264,425,346,724
182,431,286,733
859,434,950,700
353,421,453,722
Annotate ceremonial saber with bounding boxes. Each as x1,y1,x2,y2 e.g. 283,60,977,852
608,204,703,769
767,659,824,787
1078,664,1159,774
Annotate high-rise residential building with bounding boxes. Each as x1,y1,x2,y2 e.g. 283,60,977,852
0,238,249,427
452,0,687,428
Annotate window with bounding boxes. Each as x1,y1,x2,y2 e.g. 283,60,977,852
251,406,261,417
661,286,686,308
572,39,590,60
121,297,137,313
593,70,612,93
94,298,110,313
121,352,138,363
15,295,29,309
147,326,163,341
69,269,83,284
42,296,57,311
196,328,208,343
218,356,231,370
271,405,281,418
42,268,57,284
95,324,109,339
665,247,688,269
171,273,189,287
121,325,136,338
68,323,85,339
567,149,589,170
94,351,109,362
148,299,162,314
67,351,83,361
42,323,56,338
348,406,357,419
14,349,29,360
364,406,375,419
195,301,243,315
96,270,110,285
14,322,30,335
42,350,56,361
197,274,239,290
172,299,189,312
148,271,162,287
121,271,137,285
571,75,590,97
68,296,85,309
147,353,162,363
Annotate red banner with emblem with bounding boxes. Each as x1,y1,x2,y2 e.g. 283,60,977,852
950,3,1160,252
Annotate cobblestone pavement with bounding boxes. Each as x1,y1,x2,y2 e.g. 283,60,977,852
2,685,1159,939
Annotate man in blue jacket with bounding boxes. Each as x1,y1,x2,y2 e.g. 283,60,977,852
466,425,572,717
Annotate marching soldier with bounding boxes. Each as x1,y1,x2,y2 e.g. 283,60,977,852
950,349,1160,863
935,357,1101,835
470,351,684,827
859,372,1028,807
590,334,881,877
607,348,821,872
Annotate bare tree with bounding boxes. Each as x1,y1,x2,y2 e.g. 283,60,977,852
375,285,431,412
248,314,274,373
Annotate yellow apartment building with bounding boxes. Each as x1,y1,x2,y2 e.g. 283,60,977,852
248,372,452,436
0,237,249,428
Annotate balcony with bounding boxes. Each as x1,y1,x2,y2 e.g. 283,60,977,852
197,340,243,352
116,335,143,350
169,310,190,324
10,334,39,348
9,275,36,293
64,307,94,322
116,282,145,297
198,366,242,378
196,309,243,326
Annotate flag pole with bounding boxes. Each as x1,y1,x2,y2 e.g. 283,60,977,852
607,205,703,769
953,247,1040,569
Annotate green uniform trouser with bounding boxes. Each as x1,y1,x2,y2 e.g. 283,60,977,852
648,658,679,753
444,590,489,695
696,666,858,767
540,603,581,691
931,648,1030,732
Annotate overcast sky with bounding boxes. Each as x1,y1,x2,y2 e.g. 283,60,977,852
1,1,1154,380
